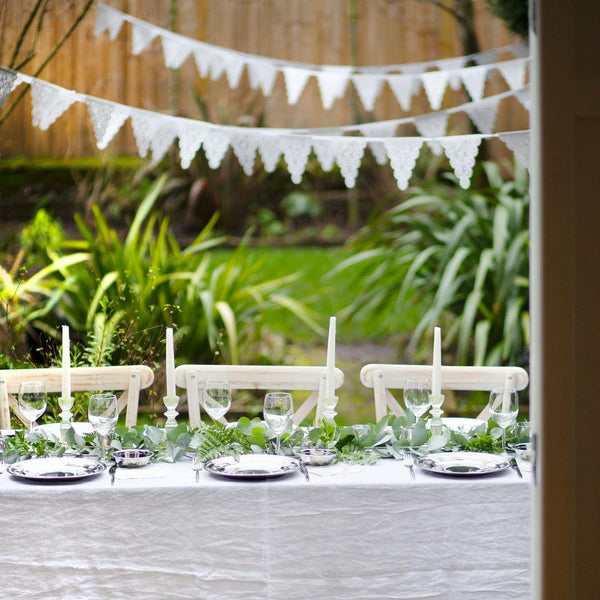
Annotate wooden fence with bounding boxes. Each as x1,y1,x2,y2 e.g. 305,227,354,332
0,0,528,160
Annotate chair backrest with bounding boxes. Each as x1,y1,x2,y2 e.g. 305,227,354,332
0,365,154,429
360,364,529,422
174,364,344,427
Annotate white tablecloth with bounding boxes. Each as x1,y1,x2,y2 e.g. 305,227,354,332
0,457,531,600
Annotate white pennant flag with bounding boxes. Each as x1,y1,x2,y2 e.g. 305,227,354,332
499,131,530,169
203,127,232,169
440,135,483,189
511,43,530,59
359,121,398,166
178,120,210,169
131,22,159,55
94,4,124,40
515,86,530,110
0,70,18,108
464,98,499,134
474,49,498,65
193,48,211,78
177,119,209,169
247,59,278,96
414,112,449,155
383,138,424,190
497,60,528,91
282,67,311,105
316,67,351,110
221,54,246,89
86,99,130,150
460,65,488,101
30,81,77,131
311,138,336,172
257,134,282,172
386,74,418,111
161,35,192,69
421,70,449,110
436,58,465,91
209,51,226,81
230,132,259,175
130,112,157,158
332,138,367,188
351,74,385,111
281,135,312,183
149,118,177,164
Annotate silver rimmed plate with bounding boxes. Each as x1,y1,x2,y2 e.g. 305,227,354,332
415,451,510,476
7,457,107,482
203,454,299,480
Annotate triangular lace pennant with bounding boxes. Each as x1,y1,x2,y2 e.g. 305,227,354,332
499,131,530,169
193,48,211,78
383,138,424,190
436,58,465,91
440,135,483,189
131,22,159,55
86,99,130,150
515,86,530,110
30,80,77,131
474,49,498,65
336,138,367,188
281,135,312,183
178,120,210,169
316,67,351,110
311,138,336,172
497,60,528,90
351,74,385,111
359,121,400,166
282,67,311,105
460,65,488,101
0,70,18,109
209,51,226,81
203,127,232,169
130,111,156,158
230,132,259,175
94,3,124,40
149,118,177,165
464,98,499,134
222,54,246,89
386,74,418,111
511,43,530,59
161,35,192,69
421,70,449,110
414,112,449,155
247,59,278,96
257,134,282,172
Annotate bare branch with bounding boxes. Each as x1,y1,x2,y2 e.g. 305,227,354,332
8,0,44,68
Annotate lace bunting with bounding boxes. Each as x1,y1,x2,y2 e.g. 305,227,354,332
0,70,18,108
30,81,77,131
86,99,130,150
441,135,483,189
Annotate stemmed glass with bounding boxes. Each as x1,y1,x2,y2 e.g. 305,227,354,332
403,377,431,420
88,393,119,460
263,392,294,454
202,379,232,421
488,386,519,452
18,381,47,432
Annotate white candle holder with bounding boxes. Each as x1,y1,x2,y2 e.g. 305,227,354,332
163,395,180,430
428,393,445,436
58,395,75,442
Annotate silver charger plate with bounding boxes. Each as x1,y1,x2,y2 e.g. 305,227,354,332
203,454,299,480
415,451,510,476
7,457,107,482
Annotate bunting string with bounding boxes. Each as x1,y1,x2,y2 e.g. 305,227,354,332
95,2,529,112
0,66,530,190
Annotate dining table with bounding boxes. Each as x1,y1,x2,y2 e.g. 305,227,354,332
0,453,531,600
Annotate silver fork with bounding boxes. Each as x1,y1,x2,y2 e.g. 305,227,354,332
403,451,416,480
192,457,202,483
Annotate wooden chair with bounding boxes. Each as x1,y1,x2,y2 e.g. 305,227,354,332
0,365,154,429
174,364,345,428
360,364,529,422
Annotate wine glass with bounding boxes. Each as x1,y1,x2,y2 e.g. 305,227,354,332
403,377,431,419
202,379,232,421
88,393,119,460
18,381,47,432
263,392,294,454
488,386,519,452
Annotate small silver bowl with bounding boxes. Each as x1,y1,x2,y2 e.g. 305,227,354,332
296,448,338,466
112,448,153,468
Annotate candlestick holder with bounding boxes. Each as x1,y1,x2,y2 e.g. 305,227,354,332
163,395,180,430
58,395,75,442
428,393,445,436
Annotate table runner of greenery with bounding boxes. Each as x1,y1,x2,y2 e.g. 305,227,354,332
1,414,529,466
